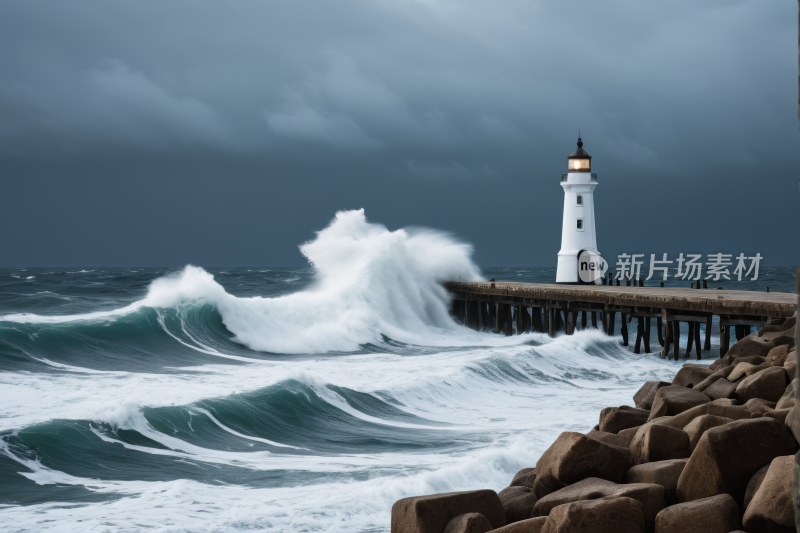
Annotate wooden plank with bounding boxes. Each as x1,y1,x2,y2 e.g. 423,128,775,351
720,317,768,327
444,281,795,318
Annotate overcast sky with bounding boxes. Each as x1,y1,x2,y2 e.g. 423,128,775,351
1,0,798,267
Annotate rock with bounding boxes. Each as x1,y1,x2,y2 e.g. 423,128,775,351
648,386,711,420
672,367,714,388
498,486,538,524
682,415,733,452
728,362,756,383
704,378,738,400
653,494,740,533
732,355,768,367
742,398,778,416
727,334,790,359
743,464,770,511
617,426,641,447
531,477,664,524
586,429,633,448
675,418,796,502
626,459,688,504
745,362,773,377
652,400,751,430
709,356,733,372
510,468,537,489
760,315,796,336
784,349,797,380
532,432,632,499
785,406,800,445
629,424,690,465
775,379,797,410
764,408,792,425
694,371,724,392
541,496,645,533
490,517,548,533
633,381,671,410
599,406,651,434
443,513,493,533
735,366,788,403
768,345,791,367
391,490,506,533
742,455,795,532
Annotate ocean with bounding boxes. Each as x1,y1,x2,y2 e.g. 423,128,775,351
0,210,795,532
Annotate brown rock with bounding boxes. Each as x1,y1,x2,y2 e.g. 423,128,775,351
532,432,632,499
743,398,778,416
775,379,797,410
743,464,770,511
728,362,756,382
768,344,791,366
694,371,724,392
682,415,733,452
541,496,645,533
672,367,714,388
652,400,751,430
784,349,797,380
586,429,632,448
675,418,796,502
648,386,711,420
391,490,506,533
498,486,538,524
728,334,789,359
785,406,800,445
490,517,548,533
510,468,537,489
629,424,690,465
760,315,796,336
764,408,792,425
617,426,641,447
599,406,651,434
743,455,795,533
709,355,734,372
531,477,664,524
745,362,773,377
633,381,671,410
704,378,738,400
626,459,688,503
735,366,788,403
443,513,493,533
653,493,740,533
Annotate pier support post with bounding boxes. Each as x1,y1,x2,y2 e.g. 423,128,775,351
504,305,513,336
554,308,564,332
634,316,644,354
494,303,501,334
694,320,701,359
672,321,680,360
566,311,575,335
657,316,664,347
532,307,543,333
704,315,712,351
547,306,555,337
644,317,651,353
591,312,597,329
608,311,616,336
686,322,695,358
662,320,672,359
621,314,629,346
720,321,730,357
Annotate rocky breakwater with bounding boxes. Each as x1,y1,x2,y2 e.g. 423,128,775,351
390,314,798,533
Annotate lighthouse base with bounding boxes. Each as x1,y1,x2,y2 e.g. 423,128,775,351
556,250,602,285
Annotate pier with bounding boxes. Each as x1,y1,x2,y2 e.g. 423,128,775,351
445,281,795,360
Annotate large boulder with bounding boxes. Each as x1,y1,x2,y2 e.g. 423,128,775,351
443,513,493,533
727,334,792,359
694,371,725,392
786,406,800,445
509,468,537,489
742,455,795,533
672,367,714,389
735,366,788,403
653,400,752,430
648,386,711,420
653,494,740,533
541,496,645,533
728,362,757,382
676,418,796,502
531,477,664,525
391,490,506,533
768,345,792,367
743,464,770,511
776,379,798,410
498,486,538,524
785,349,797,380
532,432,632,499
599,406,650,434
490,517,548,533
633,381,671,410
682,415,733,452
629,424,690,465
586,428,634,448
626,459,688,504
704,378,738,400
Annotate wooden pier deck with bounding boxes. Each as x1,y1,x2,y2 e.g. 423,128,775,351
445,281,796,360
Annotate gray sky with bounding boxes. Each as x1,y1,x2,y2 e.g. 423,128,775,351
1,0,798,267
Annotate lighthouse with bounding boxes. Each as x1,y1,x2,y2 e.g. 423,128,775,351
556,137,601,284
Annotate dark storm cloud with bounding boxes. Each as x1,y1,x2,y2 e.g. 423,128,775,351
0,0,798,267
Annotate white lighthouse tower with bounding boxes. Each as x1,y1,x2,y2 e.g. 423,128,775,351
556,137,600,284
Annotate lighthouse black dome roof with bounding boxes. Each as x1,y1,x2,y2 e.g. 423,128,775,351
568,137,591,160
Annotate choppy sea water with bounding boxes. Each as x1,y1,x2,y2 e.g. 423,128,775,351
0,211,795,532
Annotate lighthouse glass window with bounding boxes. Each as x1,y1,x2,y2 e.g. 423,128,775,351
576,195,583,205
568,159,591,171
576,218,584,231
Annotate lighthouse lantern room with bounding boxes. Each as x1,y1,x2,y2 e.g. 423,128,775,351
556,137,600,284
